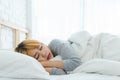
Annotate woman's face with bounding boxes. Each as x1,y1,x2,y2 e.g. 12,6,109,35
27,44,53,62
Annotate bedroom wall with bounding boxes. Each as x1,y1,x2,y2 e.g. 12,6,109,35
31,0,82,44
0,0,27,28
0,0,29,50
83,0,120,34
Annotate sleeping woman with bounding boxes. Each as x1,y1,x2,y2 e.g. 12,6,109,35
15,39,81,75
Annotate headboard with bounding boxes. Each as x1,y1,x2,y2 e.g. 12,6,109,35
0,21,29,51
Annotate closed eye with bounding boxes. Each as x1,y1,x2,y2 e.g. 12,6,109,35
39,46,43,50
34,52,39,60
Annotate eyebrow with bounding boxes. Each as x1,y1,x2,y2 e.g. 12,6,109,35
38,45,42,49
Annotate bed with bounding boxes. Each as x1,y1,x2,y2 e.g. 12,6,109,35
1,21,120,80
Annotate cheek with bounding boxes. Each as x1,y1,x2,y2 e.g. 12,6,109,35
43,45,49,50
45,47,51,52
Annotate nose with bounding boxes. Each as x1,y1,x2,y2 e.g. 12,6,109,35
37,51,47,61
39,50,46,57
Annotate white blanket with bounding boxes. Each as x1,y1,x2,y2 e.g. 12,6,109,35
51,72,120,80
68,31,120,76
68,31,120,62
72,59,120,76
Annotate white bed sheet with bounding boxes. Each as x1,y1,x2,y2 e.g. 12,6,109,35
50,73,120,80
0,78,38,80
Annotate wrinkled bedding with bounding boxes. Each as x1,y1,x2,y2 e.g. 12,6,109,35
68,31,120,62
50,73,120,80
67,31,120,77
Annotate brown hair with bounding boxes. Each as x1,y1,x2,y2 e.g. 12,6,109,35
15,39,42,55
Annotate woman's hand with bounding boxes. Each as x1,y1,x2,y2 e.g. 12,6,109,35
45,68,52,73
40,61,64,69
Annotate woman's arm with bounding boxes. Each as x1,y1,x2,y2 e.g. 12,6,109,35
41,61,64,69
48,39,81,71
45,67,52,73
43,63,67,75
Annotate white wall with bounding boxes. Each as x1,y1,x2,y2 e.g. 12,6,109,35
0,0,27,49
0,0,27,28
31,0,82,44
83,0,120,35
31,0,120,44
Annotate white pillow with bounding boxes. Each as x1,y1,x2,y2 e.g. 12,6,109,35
0,51,50,80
